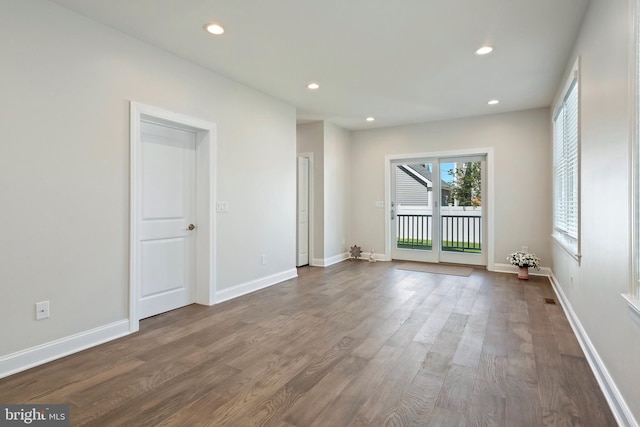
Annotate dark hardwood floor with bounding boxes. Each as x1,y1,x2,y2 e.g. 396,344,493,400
0,261,617,426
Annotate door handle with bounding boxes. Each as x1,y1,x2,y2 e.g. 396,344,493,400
187,224,196,231
391,209,395,220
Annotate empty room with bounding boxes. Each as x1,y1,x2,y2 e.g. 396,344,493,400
1,0,639,426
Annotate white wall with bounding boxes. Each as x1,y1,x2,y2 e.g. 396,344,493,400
551,0,640,423
296,121,351,264
0,1,296,357
350,108,552,267
323,122,351,259
297,122,325,261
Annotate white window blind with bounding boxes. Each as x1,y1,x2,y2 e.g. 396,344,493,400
553,78,579,253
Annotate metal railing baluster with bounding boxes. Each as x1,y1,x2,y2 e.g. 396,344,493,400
397,214,481,252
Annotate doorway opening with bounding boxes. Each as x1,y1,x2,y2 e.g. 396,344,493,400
130,102,217,333
386,150,493,268
297,153,314,267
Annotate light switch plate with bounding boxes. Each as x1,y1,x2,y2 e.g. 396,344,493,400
375,201,384,208
216,201,228,213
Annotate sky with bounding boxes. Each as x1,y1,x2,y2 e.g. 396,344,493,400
441,162,455,183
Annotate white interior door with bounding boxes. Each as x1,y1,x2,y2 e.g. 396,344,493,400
137,121,196,319
297,157,309,266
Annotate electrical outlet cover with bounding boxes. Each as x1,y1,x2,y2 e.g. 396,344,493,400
36,301,50,320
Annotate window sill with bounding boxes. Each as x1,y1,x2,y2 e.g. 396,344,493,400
621,294,640,327
551,233,581,264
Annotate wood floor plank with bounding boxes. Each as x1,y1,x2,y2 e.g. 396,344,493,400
452,287,479,315
474,353,508,398
351,317,405,359
381,355,447,427
68,347,215,424
509,298,530,324
451,312,489,368
482,327,508,357
347,342,430,426
0,262,616,426
505,386,542,427
203,352,312,426
282,355,368,427
464,391,506,427
427,406,468,427
413,293,458,345
308,345,405,427
24,358,146,405
76,362,239,426
442,312,468,335
0,350,145,403
559,354,617,426
434,364,476,413
508,321,534,355
243,335,361,426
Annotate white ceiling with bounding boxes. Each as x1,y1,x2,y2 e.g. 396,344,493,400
49,0,589,130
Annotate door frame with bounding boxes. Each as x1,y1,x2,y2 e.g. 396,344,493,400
297,152,315,266
130,102,217,332
384,148,495,271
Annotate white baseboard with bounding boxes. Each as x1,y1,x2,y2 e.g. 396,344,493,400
0,319,131,379
549,273,638,427
215,268,298,303
369,253,388,262
492,262,552,277
311,252,349,267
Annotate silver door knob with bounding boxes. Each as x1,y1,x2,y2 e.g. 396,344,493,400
187,224,196,231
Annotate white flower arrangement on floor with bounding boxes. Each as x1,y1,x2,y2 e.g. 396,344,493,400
507,251,541,270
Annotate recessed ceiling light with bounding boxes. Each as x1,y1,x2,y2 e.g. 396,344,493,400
488,99,500,105
204,23,225,35
475,46,493,55
307,82,320,90
366,117,375,122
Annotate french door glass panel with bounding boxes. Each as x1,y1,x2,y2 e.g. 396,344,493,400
439,157,486,266
391,160,438,263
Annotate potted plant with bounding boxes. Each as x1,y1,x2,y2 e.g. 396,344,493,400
507,251,541,280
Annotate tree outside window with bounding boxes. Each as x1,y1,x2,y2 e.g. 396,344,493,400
448,162,482,207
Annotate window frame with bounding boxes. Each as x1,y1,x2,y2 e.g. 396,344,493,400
552,58,581,263
625,0,640,323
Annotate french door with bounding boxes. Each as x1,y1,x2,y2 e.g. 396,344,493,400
390,155,487,266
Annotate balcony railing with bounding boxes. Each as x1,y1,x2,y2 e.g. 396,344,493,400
396,214,481,253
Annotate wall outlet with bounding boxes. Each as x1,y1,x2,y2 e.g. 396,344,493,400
36,301,49,320
375,201,384,208
521,246,529,253
261,254,267,265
